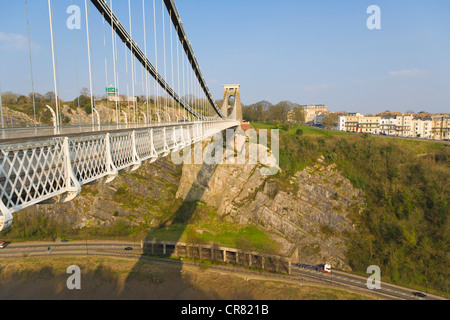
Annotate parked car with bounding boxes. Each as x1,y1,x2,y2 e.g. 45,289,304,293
0,241,6,249
124,247,133,251
60,239,69,243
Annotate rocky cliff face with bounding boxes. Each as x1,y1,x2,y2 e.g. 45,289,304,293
18,141,364,270
177,155,365,270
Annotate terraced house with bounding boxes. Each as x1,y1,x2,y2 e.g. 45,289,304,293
379,115,397,136
394,115,413,137
431,116,450,140
302,104,328,123
338,112,449,140
338,113,361,132
358,116,381,134
412,117,432,138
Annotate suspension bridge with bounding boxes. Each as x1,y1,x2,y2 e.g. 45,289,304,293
0,0,243,231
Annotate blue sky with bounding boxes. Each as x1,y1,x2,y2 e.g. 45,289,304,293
0,0,449,114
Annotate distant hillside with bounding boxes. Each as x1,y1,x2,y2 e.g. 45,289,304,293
242,100,303,122
244,100,273,111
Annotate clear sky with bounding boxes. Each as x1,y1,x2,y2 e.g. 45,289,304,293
1,0,449,114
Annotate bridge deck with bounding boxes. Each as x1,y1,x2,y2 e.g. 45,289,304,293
0,121,227,144
0,121,240,231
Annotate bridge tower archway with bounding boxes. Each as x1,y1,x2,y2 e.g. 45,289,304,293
221,85,243,122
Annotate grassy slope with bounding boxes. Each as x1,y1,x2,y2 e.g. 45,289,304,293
251,122,352,136
148,203,280,253
252,122,449,295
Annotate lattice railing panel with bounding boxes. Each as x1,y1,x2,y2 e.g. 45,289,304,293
135,129,156,161
69,135,109,185
175,126,186,147
0,139,66,211
110,132,135,171
183,125,192,146
191,124,198,142
152,128,167,155
166,127,176,150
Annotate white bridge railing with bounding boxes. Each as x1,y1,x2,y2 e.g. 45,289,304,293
0,121,239,231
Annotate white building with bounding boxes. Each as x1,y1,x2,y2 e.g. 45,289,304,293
380,116,397,136
412,118,432,138
338,116,346,131
395,115,413,137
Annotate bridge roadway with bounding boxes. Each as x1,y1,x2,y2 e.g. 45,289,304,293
290,265,443,301
0,120,221,143
0,241,445,300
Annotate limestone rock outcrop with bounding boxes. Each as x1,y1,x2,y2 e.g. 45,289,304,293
177,155,364,270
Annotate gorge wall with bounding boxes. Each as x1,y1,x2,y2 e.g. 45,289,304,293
176,153,365,270
16,140,365,270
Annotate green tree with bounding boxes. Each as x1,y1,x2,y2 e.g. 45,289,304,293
243,106,258,122
16,95,28,105
296,128,304,136
291,106,305,124
280,122,293,131
322,113,339,130
62,114,71,124
70,94,92,114
268,101,291,122
186,227,204,264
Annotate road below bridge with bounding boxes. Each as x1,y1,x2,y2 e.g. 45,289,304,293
0,240,446,300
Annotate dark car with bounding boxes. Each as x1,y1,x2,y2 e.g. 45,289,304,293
412,292,427,298
60,239,69,243
124,247,133,251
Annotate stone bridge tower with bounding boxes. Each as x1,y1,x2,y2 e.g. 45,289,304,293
221,84,243,122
